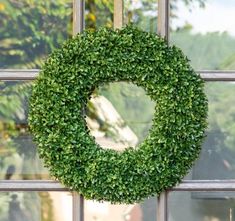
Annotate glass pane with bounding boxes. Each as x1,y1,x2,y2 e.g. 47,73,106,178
0,0,72,69
0,192,72,221
170,0,235,70
168,191,235,221
85,0,113,29
124,0,158,32
84,0,158,32
186,82,235,180
84,197,157,221
87,82,155,149
0,81,50,179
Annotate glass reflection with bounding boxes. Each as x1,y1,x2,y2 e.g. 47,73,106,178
85,0,113,29
124,0,158,32
186,82,235,180
87,82,155,150
170,0,235,70
84,0,158,32
0,192,72,221
169,191,235,221
84,197,156,221
0,0,72,69
0,81,50,179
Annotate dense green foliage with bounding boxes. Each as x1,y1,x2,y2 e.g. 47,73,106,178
29,25,207,203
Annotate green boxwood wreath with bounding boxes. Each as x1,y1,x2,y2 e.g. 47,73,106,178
29,25,208,204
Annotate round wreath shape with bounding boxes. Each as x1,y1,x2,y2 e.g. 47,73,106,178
29,25,207,204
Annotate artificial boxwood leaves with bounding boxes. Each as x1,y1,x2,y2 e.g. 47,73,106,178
29,25,208,204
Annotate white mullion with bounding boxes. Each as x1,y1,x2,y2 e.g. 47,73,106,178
73,193,84,221
2,70,235,81
72,1,85,220
200,70,235,81
172,180,235,191
73,0,85,35
0,180,67,191
114,0,123,29
157,0,169,41
157,0,169,220
157,191,168,221
2,179,235,192
0,69,38,80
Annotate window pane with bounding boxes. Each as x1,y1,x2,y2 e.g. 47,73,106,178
1,81,154,179
0,81,50,179
124,0,158,32
85,0,113,29
84,197,157,221
0,0,72,69
170,0,235,70
0,192,72,221
168,191,235,221
186,82,235,180
84,0,158,32
89,82,154,149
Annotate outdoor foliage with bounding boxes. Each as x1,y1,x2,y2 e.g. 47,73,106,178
85,0,113,29
171,27,235,70
29,25,208,203
100,82,155,142
0,0,72,68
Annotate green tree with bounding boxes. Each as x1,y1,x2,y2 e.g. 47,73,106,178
0,0,72,68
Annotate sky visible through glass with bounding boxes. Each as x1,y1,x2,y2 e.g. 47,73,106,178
172,0,235,36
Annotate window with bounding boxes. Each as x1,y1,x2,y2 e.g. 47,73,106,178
1,0,235,221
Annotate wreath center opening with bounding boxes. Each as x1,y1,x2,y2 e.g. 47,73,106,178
86,82,155,151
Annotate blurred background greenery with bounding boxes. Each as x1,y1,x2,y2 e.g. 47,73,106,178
1,0,235,220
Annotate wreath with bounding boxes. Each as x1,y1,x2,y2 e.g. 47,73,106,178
29,25,207,204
